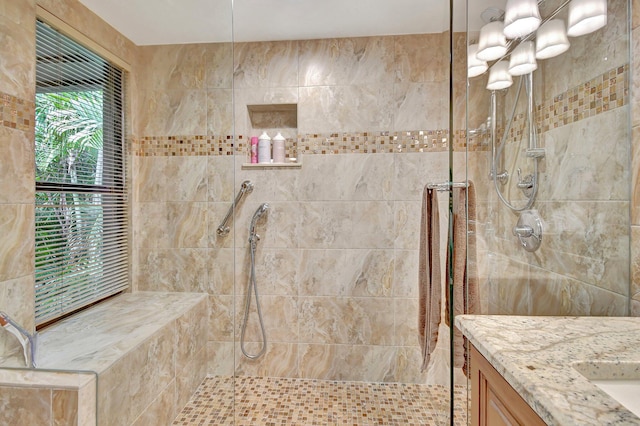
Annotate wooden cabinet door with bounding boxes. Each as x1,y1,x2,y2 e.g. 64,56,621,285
470,345,546,426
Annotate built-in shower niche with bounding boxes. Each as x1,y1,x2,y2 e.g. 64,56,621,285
248,103,297,129
244,103,302,169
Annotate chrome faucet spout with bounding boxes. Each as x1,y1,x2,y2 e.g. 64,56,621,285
0,311,37,368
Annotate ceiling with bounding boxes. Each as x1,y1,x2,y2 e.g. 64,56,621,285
77,0,503,45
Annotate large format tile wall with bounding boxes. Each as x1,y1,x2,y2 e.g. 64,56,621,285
132,33,469,382
468,0,634,316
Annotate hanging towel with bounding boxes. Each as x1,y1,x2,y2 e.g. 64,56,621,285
418,185,441,372
445,181,478,375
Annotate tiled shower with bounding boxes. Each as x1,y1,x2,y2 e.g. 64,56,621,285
0,0,639,424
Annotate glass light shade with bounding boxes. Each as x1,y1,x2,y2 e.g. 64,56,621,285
468,44,488,78
486,61,513,90
567,0,607,37
508,41,537,76
503,0,542,39
536,19,570,59
477,21,508,61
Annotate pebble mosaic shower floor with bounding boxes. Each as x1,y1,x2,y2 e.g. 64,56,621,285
172,376,468,425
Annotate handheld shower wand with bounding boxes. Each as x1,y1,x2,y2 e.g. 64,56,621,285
241,203,270,359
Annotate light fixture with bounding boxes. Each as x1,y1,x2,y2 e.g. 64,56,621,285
468,44,488,78
477,21,508,61
503,0,542,39
567,0,607,37
508,41,537,75
486,61,513,90
536,19,570,59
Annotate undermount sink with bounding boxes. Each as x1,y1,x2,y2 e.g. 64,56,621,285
573,361,640,418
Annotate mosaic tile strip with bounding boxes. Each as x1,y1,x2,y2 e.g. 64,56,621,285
172,375,469,426
0,92,34,134
134,65,628,157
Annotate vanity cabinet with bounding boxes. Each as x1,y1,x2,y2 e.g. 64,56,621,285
470,345,546,426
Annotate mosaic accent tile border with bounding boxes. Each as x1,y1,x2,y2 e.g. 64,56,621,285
133,129,465,157
492,64,630,147
0,92,34,134
173,375,469,426
133,65,628,157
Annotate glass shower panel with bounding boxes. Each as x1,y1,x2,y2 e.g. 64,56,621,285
466,0,632,318
228,1,459,424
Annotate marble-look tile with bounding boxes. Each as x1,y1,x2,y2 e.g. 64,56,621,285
486,255,531,315
207,341,234,376
0,204,34,282
529,269,628,316
633,28,640,127
233,41,298,89
234,295,299,343
136,203,208,253
530,200,629,294
539,109,630,201
176,346,207,413
232,87,298,137
137,44,207,92
391,151,455,201
298,297,394,345
632,125,640,223
233,155,301,202
130,328,177,423
207,156,235,202
176,298,208,371
394,82,447,131
234,247,301,296
298,249,393,297
394,201,421,250
137,89,207,136
298,36,395,87
207,295,233,342
206,248,235,295
634,0,640,30
207,89,233,136
297,201,395,249
0,0,35,100
0,386,51,425
205,42,233,89
298,344,396,382
233,200,301,249
97,357,130,426
633,226,640,304
165,157,208,202
235,343,298,378
131,380,176,426
394,298,420,347
133,156,167,202
135,248,208,292
295,153,394,201
0,127,34,204
393,250,419,298
53,389,78,426
394,33,447,84
298,84,395,134
632,299,640,316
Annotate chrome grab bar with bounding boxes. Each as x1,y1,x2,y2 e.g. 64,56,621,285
217,180,254,236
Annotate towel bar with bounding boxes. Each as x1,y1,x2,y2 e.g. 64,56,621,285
426,181,468,191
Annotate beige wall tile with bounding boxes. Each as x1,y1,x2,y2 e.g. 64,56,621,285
0,0,35,100
53,389,78,426
0,204,34,282
233,41,298,89
0,386,51,425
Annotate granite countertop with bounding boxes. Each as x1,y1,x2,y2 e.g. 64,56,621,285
455,315,640,426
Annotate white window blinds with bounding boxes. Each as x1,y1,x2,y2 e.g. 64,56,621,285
35,19,129,325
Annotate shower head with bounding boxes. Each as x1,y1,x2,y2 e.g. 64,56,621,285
249,203,269,240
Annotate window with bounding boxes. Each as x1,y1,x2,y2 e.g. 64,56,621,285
35,19,128,325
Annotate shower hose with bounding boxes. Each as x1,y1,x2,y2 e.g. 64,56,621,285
491,74,539,212
240,203,268,359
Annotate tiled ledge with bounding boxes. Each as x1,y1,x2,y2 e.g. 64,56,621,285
1,291,208,426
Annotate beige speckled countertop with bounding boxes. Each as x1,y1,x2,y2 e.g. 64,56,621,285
455,315,640,426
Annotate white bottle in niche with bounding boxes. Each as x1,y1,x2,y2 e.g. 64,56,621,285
258,132,271,164
272,132,286,163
